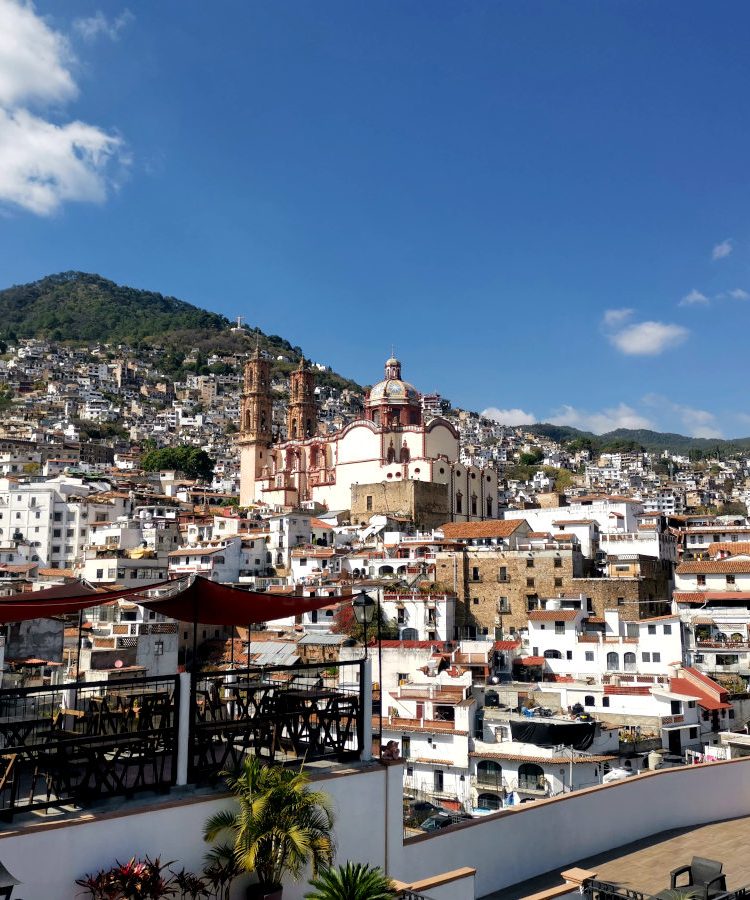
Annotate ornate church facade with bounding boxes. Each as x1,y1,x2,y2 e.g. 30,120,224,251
238,352,497,524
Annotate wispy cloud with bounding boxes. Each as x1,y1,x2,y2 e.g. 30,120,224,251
679,289,709,307
73,9,134,43
602,308,633,327
729,288,750,301
712,239,733,260
642,394,723,438
607,320,689,356
0,0,127,215
549,403,654,434
481,407,536,426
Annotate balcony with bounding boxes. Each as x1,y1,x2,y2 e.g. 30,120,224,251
497,575,511,583
0,659,365,822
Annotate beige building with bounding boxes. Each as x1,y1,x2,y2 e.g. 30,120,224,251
239,353,497,520
433,522,671,639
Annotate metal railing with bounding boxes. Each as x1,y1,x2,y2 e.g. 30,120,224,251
583,878,750,900
0,674,179,821
189,659,365,783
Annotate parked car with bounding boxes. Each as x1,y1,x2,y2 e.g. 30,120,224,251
419,811,472,832
404,799,446,825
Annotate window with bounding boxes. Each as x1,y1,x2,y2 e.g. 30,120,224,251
642,652,651,662
626,623,638,638
498,567,508,582
602,697,610,707
53,512,62,522
434,770,444,793
671,700,682,715
617,597,624,606
566,650,573,660
526,577,535,588
584,695,595,706
497,597,510,613
455,492,462,514
585,651,594,661
689,728,698,740
697,575,706,587
66,528,74,537
526,558,534,568
544,649,561,659
663,623,672,635
473,597,479,605
624,652,636,671
653,652,660,662
606,652,619,671
647,624,656,635
472,566,480,581
727,575,736,585
154,641,164,656
554,557,562,568
397,608,405,624
555,621,565,634
52,529,61,538
366,495,373,512
96,568,103,579
554,578,563,587
402,737,410,758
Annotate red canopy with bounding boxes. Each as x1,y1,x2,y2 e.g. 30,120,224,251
0,576,354,626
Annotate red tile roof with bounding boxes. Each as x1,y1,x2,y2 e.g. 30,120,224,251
438,519,527,540
493,640,521,651
677,559,750,575
604,685,651,696
528,609,579,621
516,656,545,665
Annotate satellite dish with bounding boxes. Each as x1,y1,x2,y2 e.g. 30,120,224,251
114,659,123,669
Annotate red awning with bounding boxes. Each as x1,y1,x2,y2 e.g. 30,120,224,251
0,576,354,626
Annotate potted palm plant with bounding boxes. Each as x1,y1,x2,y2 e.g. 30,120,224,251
204,757,335,900
305,863,395,900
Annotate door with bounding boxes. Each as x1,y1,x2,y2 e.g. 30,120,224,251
668,729,682,755
416,702,424,719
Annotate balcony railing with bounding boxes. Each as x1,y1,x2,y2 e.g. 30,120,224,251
0,659,366,822
583,879,750,900
0,674,178,822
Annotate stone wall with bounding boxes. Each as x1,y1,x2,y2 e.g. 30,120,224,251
434,547,671,638
351,480,449,530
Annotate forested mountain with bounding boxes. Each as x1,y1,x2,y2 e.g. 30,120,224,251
0,272,362,392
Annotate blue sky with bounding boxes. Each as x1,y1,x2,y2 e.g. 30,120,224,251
1,1,749,437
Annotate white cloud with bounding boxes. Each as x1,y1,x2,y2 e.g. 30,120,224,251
548,403,654,434
73,9,134,42
481,407,536,426
712,239,733,260
602,308,633,327
608,320,689,356
679,289,709,307
729,288,750,300
0,108,122,215
0,0,127,216
0,0,76,106
641,393,723,438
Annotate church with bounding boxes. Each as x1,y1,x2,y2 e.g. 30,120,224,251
238,351,497,527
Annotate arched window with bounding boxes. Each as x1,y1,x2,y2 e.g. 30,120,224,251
518,763,545,792
401,628,419,640
477,792,501,811
584,695,595,707
544,649,562,659
477,760,502,786
456,491,463,514
606,652,619,671
471,494,478,516
291,419,298,439
486,497,493,517
624,651,636,671
387,442,396,463
400,442,410,463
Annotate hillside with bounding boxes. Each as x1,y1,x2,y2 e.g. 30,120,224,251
528,423,750,455
0,272,362,393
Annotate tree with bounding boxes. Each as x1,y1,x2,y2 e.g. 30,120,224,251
141,445,215,481
331,602,398,644
305,863,395,900
204,757,334,896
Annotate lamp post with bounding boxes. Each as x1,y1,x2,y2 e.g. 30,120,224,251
353,590,383,755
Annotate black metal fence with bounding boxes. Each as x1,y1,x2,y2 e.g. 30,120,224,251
0,674,179,821
189,659,365,783
584,879,750,900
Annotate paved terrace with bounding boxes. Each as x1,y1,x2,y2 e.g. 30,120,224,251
483,815,750,899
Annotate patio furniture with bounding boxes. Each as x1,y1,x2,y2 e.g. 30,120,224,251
670,857,727,899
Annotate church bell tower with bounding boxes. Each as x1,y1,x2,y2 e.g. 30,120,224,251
239,347,272,506
286,357,317,440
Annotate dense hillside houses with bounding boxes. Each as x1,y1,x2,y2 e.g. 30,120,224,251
5,323,750,896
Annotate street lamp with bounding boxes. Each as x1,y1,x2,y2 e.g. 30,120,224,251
352,591,376,657
352,590,383,755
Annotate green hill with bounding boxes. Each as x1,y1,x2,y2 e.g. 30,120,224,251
0,272,362,392
528,423,750,456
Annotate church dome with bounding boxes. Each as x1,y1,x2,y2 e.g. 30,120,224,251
368,378,420,404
